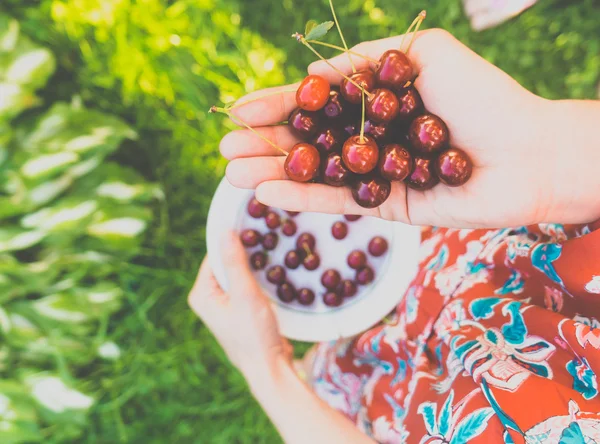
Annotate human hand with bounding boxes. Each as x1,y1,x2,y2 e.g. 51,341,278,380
188,232,292,386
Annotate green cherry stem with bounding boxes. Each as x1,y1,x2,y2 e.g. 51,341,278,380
399,10,426,53
360,91,366,142
209,106,288,155
302,244,312,256
306,40,378,64
225,88,298,111
329,0,355,73
404,10,426,54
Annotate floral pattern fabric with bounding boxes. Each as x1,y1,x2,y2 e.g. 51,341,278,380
308,222,600,443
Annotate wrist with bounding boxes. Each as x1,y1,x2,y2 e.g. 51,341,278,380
243,356,296,405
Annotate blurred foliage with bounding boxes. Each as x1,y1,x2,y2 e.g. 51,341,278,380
0,0,599,442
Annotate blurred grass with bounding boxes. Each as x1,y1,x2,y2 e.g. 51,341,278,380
3,0,600,442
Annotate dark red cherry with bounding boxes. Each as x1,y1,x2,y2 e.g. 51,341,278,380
363,119,390,143
378,143,413,181
277,281,297,303
343,120,358,137
297,288,316,306
435,147,473,187
321,269,341,290
405,156,439,191
340,70,376,104
366,88,399,123
351,175,391,208
262,232,279,250
250,251,268,270
323,291,343,307
375,50,413,90
331,221,348,240
368,236,388,257
337,280,358,298
312,127,343,155
281,219,297,236
356,266,375,285
247,197,268,218
240,229,262,247
266,265,286,285
296,233,316,251
303,252,321,271
284,143,320,182
265,211,281,229
288,108,321,139
347,250,367,269
408,113,449,155
344,215,362,222
286,210,299,217
284,250,302,269
321,152,352,187
296,75,330,111
396,87,423,121
342,135,379,174
322,89,348,121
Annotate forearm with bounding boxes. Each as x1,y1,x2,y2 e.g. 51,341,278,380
245,359,374,444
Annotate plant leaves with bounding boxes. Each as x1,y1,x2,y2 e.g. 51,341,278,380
304,20,317,36
305,21,334,41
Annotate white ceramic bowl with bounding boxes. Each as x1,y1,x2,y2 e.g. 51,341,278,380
206,177,421,342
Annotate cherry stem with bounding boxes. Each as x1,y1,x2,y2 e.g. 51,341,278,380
226,88,297,111
302,244,312,256
399,10,426,53
294,35,374,99
360,91,366,142
209,106,288,156
404,11,426,54
307,40,378,64
329,0,355,73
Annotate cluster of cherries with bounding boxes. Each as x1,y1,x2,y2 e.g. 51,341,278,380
284,48,473,208
240,196,388,307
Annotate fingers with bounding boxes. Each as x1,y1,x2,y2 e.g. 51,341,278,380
221,231,262,299
226,156,287,189
188,256,227,316
220,126,300,160
228,83,299,128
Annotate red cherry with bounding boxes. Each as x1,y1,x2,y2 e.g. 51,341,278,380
296,75,330,111
277,281,297,302
363,119,390,143
347,250,367,269
340,70,376,104
322,89,348,121
378,143,413,181
366,88,400,123
265,211,281,229
250,251,268,270
284,143,320,182
240,229,262,247
321,269,341,290
312,126,343,155
296,233,316,251
297,288,316,306
284,250,302,269
356,266,375,285
262,232,279,250
375,50,413,90
435,147,473,187
281,219,297,236
408,113,449,155
368,236,388,257
266,265,286,285
321,152,352,187
337,280,357,298
288,108,321,139
342,135,379,174
344,215,362,222
331,221,348,240
323,291,343,307
396,86,423,121
405,156,439,191
247,197,268,218
303,252,321,271
351,175,391,208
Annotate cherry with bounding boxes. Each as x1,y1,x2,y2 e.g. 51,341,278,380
240,229,262,247
435,147,473,187
366,88,400,123
250,251,268,270
378,143,413,181
303,252,321,271
368,236,388,257
277,281,297,303
343,120,358,137
342,135,379,174
296,233,316,251
247,197,268,218
405,156,439,191
262,232,279,250
363,119,390,143
351,174,391,208
322,89,348,121
340,69,376,104
284,143,320,182
296,75,330,111
396,86,423,121
347,250,367,269
337,280,358,298
356,266,375,285
266,265,286,285
286,210,299,217
265,211,281,229
321,269,341,290
344,215,362,222
313,126,343,155
321,152,352,187
323,291,343,307
408,113,449,155
331,221,348,240
284,250,302,269
375,50,413,90
297,288,316,306
281,219,297,236
288,108,320,139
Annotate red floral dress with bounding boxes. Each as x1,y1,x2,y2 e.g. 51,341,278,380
308,223,600,443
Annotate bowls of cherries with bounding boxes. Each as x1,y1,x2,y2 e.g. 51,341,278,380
241,195,389,310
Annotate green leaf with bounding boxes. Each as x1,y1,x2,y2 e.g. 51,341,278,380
304,20,317,36
305,21,334,41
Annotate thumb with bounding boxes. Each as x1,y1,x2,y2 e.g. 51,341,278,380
221,230,261,298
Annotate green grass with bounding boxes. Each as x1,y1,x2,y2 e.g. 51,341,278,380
3,0,600,442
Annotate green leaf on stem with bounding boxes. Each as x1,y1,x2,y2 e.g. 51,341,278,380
305,21,334,41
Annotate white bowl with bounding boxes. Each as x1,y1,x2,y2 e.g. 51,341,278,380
206,177,421,342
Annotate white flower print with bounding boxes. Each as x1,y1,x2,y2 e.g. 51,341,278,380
434,241,484,298
585,276,600,294
372,416,410,444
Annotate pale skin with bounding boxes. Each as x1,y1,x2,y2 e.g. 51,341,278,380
192,30,600,441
